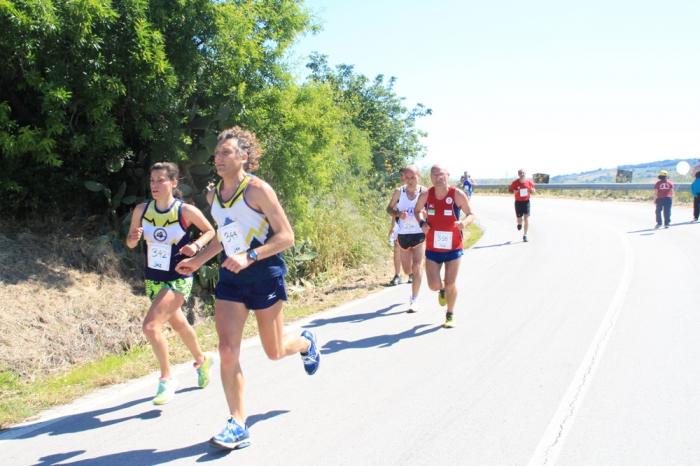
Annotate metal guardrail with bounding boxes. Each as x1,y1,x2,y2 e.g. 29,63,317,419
474,183,692,192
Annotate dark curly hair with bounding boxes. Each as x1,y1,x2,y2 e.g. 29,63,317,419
217,126,263,172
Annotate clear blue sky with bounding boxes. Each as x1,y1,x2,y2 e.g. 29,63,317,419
291,0,700,179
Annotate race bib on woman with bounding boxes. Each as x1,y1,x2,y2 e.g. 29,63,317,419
148,243,171,271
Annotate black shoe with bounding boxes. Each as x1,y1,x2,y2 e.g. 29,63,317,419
523,235,528,242
407,274,413,284
517,224,522,231
389,275,402,286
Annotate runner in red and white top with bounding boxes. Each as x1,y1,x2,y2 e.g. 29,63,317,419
508,169,536,242
415,164,475,328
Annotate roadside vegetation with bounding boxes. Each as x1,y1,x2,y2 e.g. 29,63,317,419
0,0,444,428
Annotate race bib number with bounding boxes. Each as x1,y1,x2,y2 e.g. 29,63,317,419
519,188,528,197
402,216,419,232
218,220,249,256
434,231,453,250
148,243,171,271
444,210,453,216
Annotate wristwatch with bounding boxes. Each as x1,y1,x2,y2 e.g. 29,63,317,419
247,249,259,262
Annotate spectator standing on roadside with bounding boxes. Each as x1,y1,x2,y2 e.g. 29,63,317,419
508,169,536,242
691,172,700,222
654,170,674,229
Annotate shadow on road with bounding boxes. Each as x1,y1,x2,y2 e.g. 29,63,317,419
303,303,403,328
247,409,289,427
9,397,157,440
472,241,515,249
628,220,697,234
27,410,288,465
35,442,234,465
321,324,442,355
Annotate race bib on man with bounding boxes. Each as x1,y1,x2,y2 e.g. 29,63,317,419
402,217,420,232
218,220,249,256
519,188,528,197
434,231,453,250
148,243,171,271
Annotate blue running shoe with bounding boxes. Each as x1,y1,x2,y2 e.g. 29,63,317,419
300,330,320,375
210,417,251,450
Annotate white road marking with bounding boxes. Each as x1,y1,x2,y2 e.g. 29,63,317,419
527,227,635,466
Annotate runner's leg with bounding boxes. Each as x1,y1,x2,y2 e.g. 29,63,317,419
443,258,462,313
168,308,204,364
142,288,186,379
255,300,311,360
425,259,443,291
393,239,401,276
411,243,425,298
215,300,249,426
400,246,413,277
523,213,530,236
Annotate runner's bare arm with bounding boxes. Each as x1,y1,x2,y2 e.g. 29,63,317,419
175,190,221,274
385,188,402,218
453,189,475,231
414,190,430,233
125,203,147,249
180,204,216,257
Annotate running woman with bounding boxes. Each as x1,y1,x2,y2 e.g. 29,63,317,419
508,169,536,242
386,165,426,312
415,164,475,328
176,127,320,450
126,162,216,405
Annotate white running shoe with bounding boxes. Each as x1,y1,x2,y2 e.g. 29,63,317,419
408,297,419,313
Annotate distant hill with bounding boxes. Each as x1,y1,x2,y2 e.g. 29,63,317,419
474,158,698,184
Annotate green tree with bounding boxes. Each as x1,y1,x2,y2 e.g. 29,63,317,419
0,0,314,214
305,52,432,177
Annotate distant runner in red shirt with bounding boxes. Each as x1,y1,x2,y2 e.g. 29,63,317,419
653,170,674,228
415,164,475,328
508,169,536,242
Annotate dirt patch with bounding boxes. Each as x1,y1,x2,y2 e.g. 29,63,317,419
0,228,152,380
0,217,396,382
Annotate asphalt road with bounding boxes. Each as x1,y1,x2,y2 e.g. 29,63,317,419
2,196,699,465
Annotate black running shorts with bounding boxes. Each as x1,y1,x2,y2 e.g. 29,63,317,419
515,200,531,218
397,233,426,250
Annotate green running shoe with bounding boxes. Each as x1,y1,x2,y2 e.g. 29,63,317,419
438,288,446,306
153,377,179,405
444,312,455,328
195,352,215,389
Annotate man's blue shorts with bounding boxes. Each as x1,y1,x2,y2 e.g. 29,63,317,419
425,249,463,264
215,275,288,310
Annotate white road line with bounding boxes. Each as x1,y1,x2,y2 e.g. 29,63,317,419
527,227,635,466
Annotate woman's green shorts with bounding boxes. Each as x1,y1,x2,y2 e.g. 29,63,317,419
144,277,193,302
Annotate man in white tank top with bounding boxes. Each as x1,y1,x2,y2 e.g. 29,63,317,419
176,127,320,450
386,165,427,312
